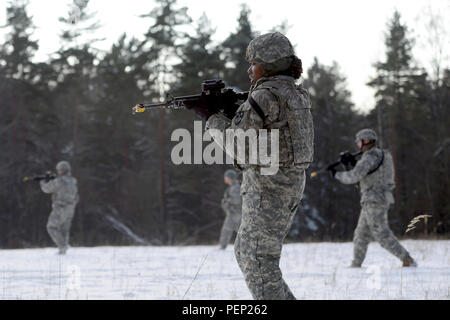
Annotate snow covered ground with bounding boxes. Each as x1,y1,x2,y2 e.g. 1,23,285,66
0,240,448,300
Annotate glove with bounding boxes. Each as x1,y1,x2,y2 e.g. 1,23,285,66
185,104,216,120
339,152,355,166
327,164,337,178
223,104,240,120
44,171,54,182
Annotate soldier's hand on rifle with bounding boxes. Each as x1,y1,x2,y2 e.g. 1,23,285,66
339,152,355,166
326,164,337,178
187,105,216,120
44,171,55,182
223,104,241,120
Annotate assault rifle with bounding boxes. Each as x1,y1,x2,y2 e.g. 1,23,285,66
310,151,362,178
131,79,249,119
23,172,56,183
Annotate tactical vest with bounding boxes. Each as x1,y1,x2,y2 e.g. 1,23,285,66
367,150,384,175
54,175,79,206
251,77,314,166
358,148,395,205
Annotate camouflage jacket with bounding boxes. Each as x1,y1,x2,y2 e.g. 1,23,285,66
206,75,314,170
335,147,395,206
221,181,242,217
40,175,79,207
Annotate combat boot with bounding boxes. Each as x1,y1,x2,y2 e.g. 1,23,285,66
402,256,417,267
58,245,69,255
349,261,361,268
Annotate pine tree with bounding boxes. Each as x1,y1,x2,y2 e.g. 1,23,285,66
298,58,362,240
367,11,427,231
51,0,101,159
161,13,238,244
221,4,255,90
429,69,450,234
172,13,224,94
38,0,103,245
0,0,59,247
137,0,192,244
75,34,158,245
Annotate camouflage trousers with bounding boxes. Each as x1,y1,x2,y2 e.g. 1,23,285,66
352,203,411,266
219,213,242,249
47,204,76,250
234,167,305,300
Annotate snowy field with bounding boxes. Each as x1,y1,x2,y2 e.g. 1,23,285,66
0,240,449,300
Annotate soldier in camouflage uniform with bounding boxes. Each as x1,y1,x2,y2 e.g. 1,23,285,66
330,129,417,267
219,169,242,249
206,32,314,299
40,161,79,255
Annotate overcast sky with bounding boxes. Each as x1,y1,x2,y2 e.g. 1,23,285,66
1,0,449,113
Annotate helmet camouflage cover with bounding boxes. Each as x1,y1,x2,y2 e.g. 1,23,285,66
246,32,296,76
355,128,378,143
224,169,237,181
56,161,71,175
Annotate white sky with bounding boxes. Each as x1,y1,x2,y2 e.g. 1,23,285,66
1,0,449,113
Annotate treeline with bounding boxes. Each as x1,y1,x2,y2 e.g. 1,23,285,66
0,0,448,248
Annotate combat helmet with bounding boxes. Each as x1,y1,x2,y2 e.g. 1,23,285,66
56,161,71,175
246,32,296,76
355,128,378,143
224,169,237,181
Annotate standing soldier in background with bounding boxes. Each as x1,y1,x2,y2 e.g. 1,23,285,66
329,129,417,267
219,169,242,250
40,161,79,255
206,32,314,299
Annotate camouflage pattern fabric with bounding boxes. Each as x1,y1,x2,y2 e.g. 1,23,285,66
246,32,296,76
355,128,378,143
206,74,314,299
40,173,79,252
46,203,76,252
234,167,305,299
352,204,410,266
335,147,413,265
219,180,242,249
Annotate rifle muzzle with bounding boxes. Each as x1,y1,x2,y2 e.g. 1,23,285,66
132,104,146,114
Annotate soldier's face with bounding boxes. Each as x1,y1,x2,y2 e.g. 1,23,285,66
357,139,372,151
357,140,363,149
248,60,264,84
224,177,232,185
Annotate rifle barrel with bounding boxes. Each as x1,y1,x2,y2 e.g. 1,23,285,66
142,94,203,108
132,94,203,114
310,151,363,178
131,89,249,115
